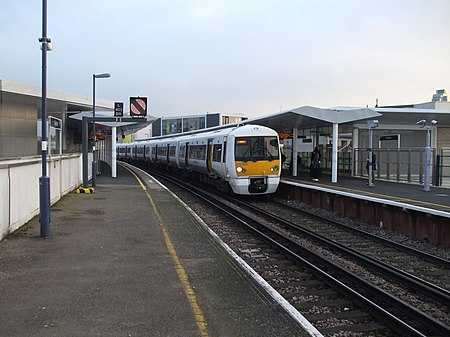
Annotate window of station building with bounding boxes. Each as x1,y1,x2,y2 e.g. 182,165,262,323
223,116,243,124
183,117,206,133
162,118,182,135
212,144,222,162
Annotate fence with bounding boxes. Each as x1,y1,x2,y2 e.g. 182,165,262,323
353,148,437,184
437,149,450,187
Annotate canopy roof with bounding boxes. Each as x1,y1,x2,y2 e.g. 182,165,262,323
243,106,381,131
69,111,156,134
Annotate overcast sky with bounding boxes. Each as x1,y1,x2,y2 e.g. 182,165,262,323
1,0,449,118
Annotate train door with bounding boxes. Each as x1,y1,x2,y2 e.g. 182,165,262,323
155,145,158,162
185,142,189,168
207,139,213,174
166,144,170,164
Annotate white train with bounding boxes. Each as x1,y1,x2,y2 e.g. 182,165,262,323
117,124,281,195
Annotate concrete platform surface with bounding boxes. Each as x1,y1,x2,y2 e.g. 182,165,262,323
282,170,450,214
0,164,309,337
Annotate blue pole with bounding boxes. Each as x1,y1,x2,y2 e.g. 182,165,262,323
39,0,51,237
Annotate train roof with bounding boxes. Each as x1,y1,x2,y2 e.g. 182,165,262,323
122,124,277,145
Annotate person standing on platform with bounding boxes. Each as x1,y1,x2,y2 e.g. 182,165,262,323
310,147,321,181
366,152,377,186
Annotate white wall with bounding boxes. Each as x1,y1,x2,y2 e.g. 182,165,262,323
0,154,87,240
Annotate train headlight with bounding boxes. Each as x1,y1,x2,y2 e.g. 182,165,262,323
270,165,279,172
236,166,246,173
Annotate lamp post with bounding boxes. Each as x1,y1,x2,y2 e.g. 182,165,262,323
367,120,379,188
38,0,53,237
92,73,111,187
417,119,438,191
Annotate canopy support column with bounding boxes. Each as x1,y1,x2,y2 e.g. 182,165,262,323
292,128,298,176
332,123,339,183
112,127,117,178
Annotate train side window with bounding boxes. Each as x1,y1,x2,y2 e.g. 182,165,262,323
179,145,185,158
188,145,206,160
212,144,222,162
169,145,176,157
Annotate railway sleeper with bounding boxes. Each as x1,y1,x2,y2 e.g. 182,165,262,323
319,321,389,336
292,297,353,310
285,288,340,299
304,309,370,322
261,271,311,280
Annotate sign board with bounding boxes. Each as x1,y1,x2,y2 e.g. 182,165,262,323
49,116,62,130
114,102,124,117
130,97,147,117
278,133,293,139
380,134,399,141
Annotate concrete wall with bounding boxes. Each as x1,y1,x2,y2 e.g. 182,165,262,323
0,154,91,240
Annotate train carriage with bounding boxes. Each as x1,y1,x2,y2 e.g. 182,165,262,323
117,124,281,195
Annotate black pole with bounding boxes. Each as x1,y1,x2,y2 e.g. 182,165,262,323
39,0,51,237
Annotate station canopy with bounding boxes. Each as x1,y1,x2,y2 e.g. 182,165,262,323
243,106,381,132
69,111,156,134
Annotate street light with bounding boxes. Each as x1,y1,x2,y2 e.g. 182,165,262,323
417,119,438,191
92,73,111,188
367,120,379,187
39,0,53,237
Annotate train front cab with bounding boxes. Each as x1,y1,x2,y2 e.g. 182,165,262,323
229,134,281,194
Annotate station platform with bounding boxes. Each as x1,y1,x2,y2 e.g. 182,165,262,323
0,164,311,337
281,170,450,215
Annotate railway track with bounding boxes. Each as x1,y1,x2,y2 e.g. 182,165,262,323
125,163,450,336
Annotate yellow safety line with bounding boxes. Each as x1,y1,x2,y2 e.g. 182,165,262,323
126,166,209,337
296,179,450,211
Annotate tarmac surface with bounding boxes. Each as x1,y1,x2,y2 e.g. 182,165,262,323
0,164,310,337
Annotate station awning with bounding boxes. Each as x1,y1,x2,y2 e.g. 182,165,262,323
244,106,381,131
69,111,156,134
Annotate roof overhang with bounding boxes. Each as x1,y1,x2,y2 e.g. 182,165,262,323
243,106,381,131
0,78,113,112
69,111,156,133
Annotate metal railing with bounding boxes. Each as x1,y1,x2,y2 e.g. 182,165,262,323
287,149,450,187
353,148,438,185
436,152,450,187
296,151,353,175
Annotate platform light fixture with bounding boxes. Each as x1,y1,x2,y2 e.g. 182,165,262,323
92,73,111,188
367,120,379,188
417,120,438,191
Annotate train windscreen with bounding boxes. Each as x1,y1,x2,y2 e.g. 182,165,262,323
235,136,279,162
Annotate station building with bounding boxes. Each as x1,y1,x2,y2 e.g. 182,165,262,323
242,89,450,186
132,113,248,140
0,79,115,158
1,77,450,186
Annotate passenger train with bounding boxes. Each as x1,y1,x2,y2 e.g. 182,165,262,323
117,124,281,195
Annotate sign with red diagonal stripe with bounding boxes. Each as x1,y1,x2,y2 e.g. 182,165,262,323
130,97,147,117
